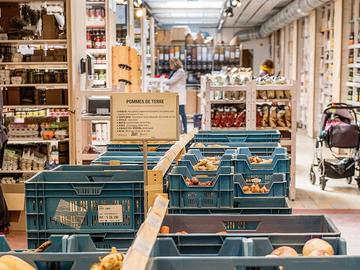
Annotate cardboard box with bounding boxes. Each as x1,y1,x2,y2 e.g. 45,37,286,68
1,183,26,231
5,88,21,105
43,55,55,62
30,55,43,62
156,29,171,45
46,89,66,105
186,88,199,115
53,49,67,56
42,14,58,39
54,55,66,62
170,26,189,41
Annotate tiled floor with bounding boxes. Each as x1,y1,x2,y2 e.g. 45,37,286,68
5,130,360,255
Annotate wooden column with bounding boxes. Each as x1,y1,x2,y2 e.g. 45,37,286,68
333,0,344,102
307,10,317,138
149,17,156,77
127,0,135,47
292,21,298,81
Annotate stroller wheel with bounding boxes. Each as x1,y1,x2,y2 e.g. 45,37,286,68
320,177,327,190
310,171,316,185
347,177,353,184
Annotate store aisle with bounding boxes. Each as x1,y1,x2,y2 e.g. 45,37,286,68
293,131,360,209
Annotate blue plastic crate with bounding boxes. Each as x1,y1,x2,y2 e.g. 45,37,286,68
234,173,287,197
174,160,233,176
0,235,103,270
148,256,360,270
99,151,167,157
28,231,137,250
53,165,146,171
235,147,288,159
169,197,292,214
161,214,340,239
168,166,234,209
234,157,290,178
179,149,233,167
26,171,144,234
148,237,351,270
91,157,160,169
106,143,172,152
151,237,345,257
193,130,281,143
189,142,282,157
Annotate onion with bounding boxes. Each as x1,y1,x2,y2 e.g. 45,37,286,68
303,239,334,256
307,249,331,257
271,246,298,257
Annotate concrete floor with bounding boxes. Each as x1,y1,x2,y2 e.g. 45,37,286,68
5,130,360,254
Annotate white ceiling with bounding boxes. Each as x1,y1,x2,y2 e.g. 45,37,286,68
144,0,224,27
145,0,294,28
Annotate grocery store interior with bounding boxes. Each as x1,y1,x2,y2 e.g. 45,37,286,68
0,0,360,269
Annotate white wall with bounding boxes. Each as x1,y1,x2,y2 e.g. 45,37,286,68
241,38,271,75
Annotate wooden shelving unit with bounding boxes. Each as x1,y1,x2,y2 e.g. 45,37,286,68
298,17,311,129
317,2,335,128
200,76,298,199
346,0,360,105
0,0,73,176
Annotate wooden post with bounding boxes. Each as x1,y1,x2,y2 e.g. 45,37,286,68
127,0,135,47
143,140,148,214
149,17,156,77
307,10,317,138
333,0,344,102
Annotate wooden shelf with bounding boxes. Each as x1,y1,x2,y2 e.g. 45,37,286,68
7,138,69,144
81,114,110,121
256,99,291,103
256,84,293,90
256,127,291,131
0,83,68,88
211,127,246,131
4,105,69,109
0,62,68,69
348,44,360,49
86,48,107,54
0,39,67,44
347,82,360,88
209,85,247,91
0,170,40,174
210,99,246,104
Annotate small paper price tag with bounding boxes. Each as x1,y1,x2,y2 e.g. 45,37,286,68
98,205,123,223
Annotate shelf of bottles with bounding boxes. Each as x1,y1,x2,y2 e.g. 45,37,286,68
298,17,311,129
156,45,241,85
346,0,360,105
86,0,107,88
318,2,334,120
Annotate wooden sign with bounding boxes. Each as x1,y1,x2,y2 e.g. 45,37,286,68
111,92,179,141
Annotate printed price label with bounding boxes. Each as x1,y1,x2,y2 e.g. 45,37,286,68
98,205,123,223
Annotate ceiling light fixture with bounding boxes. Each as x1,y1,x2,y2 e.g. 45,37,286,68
225,7,233,17
230,0,241,8
134,0,142,8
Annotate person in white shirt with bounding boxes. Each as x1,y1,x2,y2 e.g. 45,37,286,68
164,58,188,133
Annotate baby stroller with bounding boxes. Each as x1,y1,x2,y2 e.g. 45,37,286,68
310,103,360,190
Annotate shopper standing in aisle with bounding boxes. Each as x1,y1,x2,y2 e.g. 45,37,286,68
259,59,275,76
164,58,188,133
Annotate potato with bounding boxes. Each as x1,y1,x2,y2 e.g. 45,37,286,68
271,246,298,257
0,255,36,270
0,263,9,270
303,239,334,256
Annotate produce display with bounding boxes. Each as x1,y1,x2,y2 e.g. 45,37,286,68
256,104,291,128
257,89,291,100
242,183,269,194
255,75,288,85
192,143,229,148
206,67,252,87
248,156,273,164
193,157,219,171
185,176,214,187
266,239,334,257
90,247,124,270
211,105,246,128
